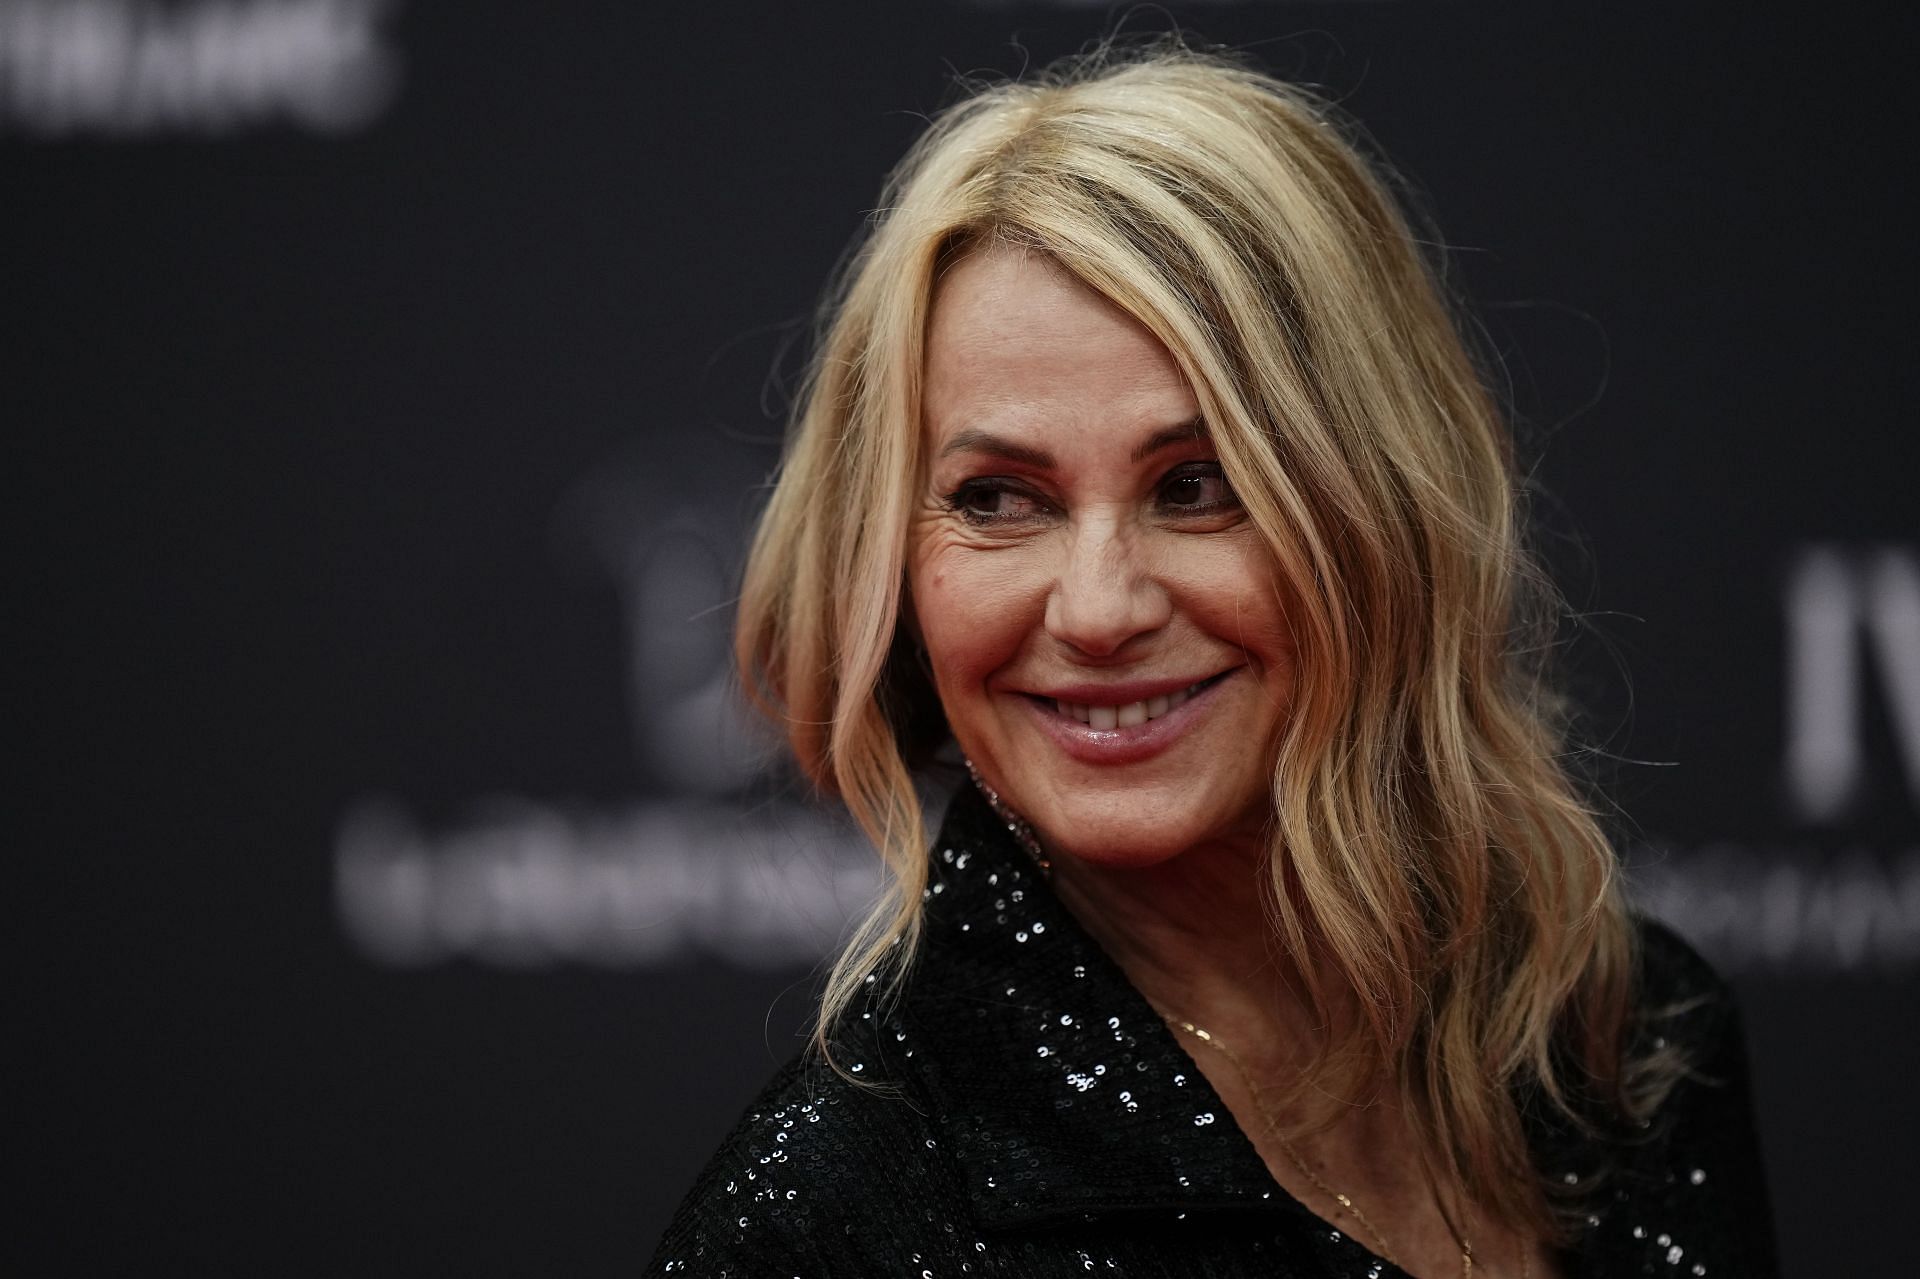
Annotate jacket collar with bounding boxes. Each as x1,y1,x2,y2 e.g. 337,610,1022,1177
890,784,1314,1232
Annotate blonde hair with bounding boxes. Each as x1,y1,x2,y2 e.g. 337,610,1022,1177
737,40,1661,1242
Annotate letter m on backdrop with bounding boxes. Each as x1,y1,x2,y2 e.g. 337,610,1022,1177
1785,544,1920,823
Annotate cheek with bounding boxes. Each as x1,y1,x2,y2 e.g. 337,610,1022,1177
1172,536,1293,658
908,539,1041,686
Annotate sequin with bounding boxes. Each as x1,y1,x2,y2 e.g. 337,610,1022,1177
644,782,1777,1277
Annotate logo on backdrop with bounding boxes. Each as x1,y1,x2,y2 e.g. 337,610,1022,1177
0,0,401,137
333,494,880,971
333,795,878,970
1629,543,1919,974
570,493,780,799
1783,545,1920,824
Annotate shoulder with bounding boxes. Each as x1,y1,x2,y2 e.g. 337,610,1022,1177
645,1040,962,1276
1626,913,1759,1140
1633,914,1730,1009
1592,914,1783,1275
1631,914,1747,1077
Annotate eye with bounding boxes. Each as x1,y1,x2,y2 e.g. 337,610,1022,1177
944,478,1052,526
1157,462,1237,514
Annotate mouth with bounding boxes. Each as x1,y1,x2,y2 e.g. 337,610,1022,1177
1015,670,1235,767
1037,672,1230,730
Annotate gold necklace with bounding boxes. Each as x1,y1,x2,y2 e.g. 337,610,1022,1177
1162,1016,1529,1279
961,768,1528,1276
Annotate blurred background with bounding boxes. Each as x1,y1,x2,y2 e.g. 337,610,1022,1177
10,1,1915,1274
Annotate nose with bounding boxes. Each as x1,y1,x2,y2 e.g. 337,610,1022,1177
1044,516,1171,657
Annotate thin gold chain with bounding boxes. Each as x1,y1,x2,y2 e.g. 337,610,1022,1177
962,769,1529,1277
1163,1016,1530,1279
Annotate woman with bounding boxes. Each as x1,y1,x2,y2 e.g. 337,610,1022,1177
649,44,1777,1278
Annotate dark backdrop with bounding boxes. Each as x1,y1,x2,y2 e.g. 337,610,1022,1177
11,2,1916,1274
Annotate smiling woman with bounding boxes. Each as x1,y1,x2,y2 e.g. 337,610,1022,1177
647,40,1778,1279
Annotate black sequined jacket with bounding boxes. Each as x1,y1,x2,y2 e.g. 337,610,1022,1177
648,786,1780,1277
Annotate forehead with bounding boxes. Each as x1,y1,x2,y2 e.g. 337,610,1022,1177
921,246,1195,446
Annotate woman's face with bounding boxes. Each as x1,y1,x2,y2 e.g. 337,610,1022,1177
909,247,1295,868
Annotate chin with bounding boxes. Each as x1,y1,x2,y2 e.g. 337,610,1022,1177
1025,787,1215,871
1020,753,1281,869
1050,828,1192,871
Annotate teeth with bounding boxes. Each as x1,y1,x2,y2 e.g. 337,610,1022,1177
1054,680,1207,729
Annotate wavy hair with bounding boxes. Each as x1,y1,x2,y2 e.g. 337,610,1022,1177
736,41,1665,1243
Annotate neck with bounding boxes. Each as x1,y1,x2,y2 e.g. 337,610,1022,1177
1019,817,1539,1277
1046,832,1338,1083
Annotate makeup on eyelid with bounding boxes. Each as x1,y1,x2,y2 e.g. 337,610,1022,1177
939,461,1240,528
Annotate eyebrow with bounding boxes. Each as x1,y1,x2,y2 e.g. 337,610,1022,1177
1129,417,1208,463
936,417,1209,468
937,428,1054,469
